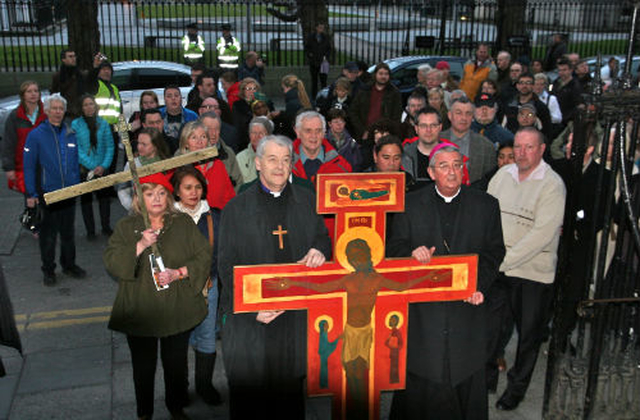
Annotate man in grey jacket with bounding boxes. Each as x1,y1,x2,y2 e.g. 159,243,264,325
441,97,497,184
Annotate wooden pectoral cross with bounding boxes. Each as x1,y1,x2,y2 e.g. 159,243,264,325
233,173,478,419
42,115,218,290
272,225,288,249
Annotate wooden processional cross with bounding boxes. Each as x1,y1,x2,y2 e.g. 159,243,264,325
43,115,218,288
233,173,478,420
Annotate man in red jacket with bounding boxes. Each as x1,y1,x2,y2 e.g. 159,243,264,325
292,110,351,185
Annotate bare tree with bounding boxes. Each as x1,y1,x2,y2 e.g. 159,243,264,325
66,0,100,71
267,0,331,57
495,0,528,55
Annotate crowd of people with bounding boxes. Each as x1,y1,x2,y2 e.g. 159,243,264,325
3,33,624,419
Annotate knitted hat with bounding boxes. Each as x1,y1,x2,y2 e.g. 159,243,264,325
140,173,174,193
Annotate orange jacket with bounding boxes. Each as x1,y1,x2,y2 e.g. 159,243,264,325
459,59,497,101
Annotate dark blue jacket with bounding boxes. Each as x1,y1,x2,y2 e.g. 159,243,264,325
23,119,80,198
471,119,514,148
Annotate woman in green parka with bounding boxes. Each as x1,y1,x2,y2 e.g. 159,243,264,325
104,172,212,420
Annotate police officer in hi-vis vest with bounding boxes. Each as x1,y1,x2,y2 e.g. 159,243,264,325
216,23,240,71
182,22,205,65
89,53,122,175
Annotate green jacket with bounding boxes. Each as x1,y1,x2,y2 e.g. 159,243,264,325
104,212,212,337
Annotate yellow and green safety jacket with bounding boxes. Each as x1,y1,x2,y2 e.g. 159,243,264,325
216,36,241,69
95,79,122,125
182,34,205,61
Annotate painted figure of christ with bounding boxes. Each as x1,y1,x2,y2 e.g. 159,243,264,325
268,238,450,419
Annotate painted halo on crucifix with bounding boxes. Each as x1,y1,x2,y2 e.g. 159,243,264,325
384,311,405,329
314,315,335,332
334,226,384,271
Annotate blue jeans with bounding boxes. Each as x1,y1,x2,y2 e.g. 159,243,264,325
190,276,218,353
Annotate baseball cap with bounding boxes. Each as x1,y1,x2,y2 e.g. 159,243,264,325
518,103,537,114
474,93,495,108
343,61,359,72
435,61,450,70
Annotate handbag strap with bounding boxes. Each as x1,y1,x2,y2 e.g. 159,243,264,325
206,213,214,248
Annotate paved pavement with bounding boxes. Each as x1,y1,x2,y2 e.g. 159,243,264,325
0,166,547,419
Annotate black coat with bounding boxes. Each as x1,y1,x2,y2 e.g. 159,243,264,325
305,31,331,67
231,99,252,151
387,186,505,385
0,263,21,377
218,182,332,385
552,77,584,125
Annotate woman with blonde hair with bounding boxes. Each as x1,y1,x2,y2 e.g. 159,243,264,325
2,80,46,193
105,172,212,420
178,121,235,210
282,74,312,117
232,77,262,150
281,74,312,137
428,87,451,130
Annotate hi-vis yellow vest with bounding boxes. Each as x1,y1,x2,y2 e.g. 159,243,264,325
182,34,205,60
95,80,121,125
216,36,240,69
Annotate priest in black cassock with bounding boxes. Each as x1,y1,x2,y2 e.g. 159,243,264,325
387,144,505,420
218,134,332,419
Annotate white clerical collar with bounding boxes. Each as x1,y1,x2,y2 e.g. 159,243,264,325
435,185,461,203
260,181,287,198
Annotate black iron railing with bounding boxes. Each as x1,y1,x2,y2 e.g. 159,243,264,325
0,0,635,72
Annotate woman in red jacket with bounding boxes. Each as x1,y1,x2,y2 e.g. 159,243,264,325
1,81,47,193
177,121,235,210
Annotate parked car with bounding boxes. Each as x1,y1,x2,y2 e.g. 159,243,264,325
109,60,193,117
0,60,193,141
315,55,466,106
546,55,640,84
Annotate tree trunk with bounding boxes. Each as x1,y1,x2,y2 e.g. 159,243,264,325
297,0,329,38
66,0,100,71
495,0,528,57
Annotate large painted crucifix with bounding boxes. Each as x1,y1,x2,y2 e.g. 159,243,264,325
233,173,478,419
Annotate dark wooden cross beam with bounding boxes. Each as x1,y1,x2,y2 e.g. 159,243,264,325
43,115,218,205
42,114,218,290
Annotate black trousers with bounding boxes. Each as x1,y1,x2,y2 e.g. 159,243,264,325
309,64,327,99
485,274,514,391
390,368,488,420
109,129,119,175
228,376,305,420
38,198,77,274
80,186,111,234
126,330,191,418
503,276,554,399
